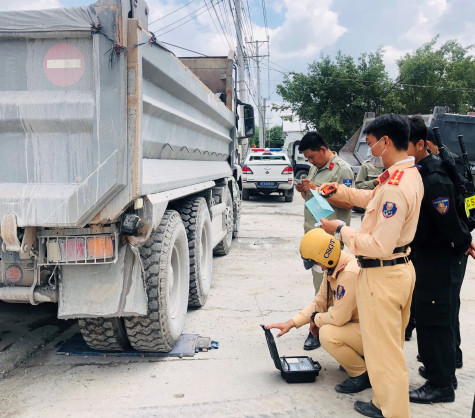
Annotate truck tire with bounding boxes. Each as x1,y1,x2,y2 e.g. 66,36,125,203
178,197,213,308
242,189,250,200
284,188,294,202
213,189,234,256
294,170,308,180
124,210,190,352
78,317,130,351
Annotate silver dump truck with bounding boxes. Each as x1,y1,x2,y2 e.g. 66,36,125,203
340,108,475,175
0,0,255,352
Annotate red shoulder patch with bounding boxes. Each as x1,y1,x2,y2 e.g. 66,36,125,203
329,162,334,170
379,170,390,184
388,170,404,185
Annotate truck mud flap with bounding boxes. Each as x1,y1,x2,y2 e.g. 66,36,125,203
58,244,147,319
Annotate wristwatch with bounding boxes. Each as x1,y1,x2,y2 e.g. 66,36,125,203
310,311,319,323
334,220,346,241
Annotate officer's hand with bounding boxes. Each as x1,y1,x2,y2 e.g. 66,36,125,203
309,323,319,338
295,183,305,193
265,320,296,338
320,218,341,235
300,179,317,192
465,241,475,259
317,182,339,194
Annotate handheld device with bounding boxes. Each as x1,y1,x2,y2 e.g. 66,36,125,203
294,178,302,185
319,184,337,198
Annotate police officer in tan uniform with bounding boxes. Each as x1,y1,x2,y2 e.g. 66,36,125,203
266,229,370,394
318,114,424,418
295,131,354,350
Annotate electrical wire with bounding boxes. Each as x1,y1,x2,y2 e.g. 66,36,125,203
148,0,199,26
204,0,233,50
157,4,212,36
160,41,209,56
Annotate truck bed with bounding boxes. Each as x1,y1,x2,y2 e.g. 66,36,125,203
0,0,235,228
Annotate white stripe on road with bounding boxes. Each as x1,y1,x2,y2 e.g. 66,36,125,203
46,59,81,69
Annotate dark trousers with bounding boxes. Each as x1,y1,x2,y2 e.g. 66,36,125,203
453,255,468,365
415,287,456,387
412,249,465,387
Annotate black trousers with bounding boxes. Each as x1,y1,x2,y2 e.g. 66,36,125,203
412,249,465,387
415,286,456,387
454,255,468,365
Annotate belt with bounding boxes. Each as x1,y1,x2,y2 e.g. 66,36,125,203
357,256,409,269
393,245,409,254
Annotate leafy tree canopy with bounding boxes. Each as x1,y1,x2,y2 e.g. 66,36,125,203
397,37,475,114
275,38,475,151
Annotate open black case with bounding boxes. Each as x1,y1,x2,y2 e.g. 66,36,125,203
261,325,322,383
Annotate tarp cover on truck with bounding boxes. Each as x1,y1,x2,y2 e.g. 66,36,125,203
0,0,235,228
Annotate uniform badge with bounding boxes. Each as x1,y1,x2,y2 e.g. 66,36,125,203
379,170,390,184
336,285,345,300
432,197,449,215
328,162,334,170
382,201,397,218
342,178,352,187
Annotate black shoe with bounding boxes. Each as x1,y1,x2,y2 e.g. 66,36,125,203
303,333,320,350
456,359,463,369
416,354,422,363
354,401,383,417
418,366,458,390
409,381,455,404
335,371,371,394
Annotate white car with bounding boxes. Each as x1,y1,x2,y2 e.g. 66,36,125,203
241,148,294,202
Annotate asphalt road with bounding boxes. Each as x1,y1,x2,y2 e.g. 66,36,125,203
0,193,474,417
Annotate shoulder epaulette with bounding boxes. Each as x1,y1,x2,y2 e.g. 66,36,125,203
388,170,404,185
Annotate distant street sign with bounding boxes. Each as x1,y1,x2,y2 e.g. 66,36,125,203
43,43,85,87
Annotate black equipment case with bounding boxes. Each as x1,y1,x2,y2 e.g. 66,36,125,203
261,325,322,383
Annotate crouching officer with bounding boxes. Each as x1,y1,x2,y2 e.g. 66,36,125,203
265,228,370,394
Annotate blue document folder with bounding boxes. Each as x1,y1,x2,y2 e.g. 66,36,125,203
305,189,334,223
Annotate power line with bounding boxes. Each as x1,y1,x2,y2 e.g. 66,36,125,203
209,0,234,48
160,41,209,57
260,63,475,93
204,0,233,50
148,0,199,26
157,4,212,36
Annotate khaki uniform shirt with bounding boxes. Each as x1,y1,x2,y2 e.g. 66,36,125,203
292,252,360,328
355,160,385,190
304,153,354,232
335,158,424,259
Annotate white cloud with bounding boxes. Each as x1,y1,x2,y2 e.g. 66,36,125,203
0,0,61,10
265,0,346,61
381,45,412,79
398,0,448,46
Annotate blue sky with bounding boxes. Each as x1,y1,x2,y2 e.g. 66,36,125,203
2,0,474,126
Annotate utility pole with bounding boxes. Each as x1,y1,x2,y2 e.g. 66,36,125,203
263,97,267,147
234,0,248,159
247,40,268,148
235,0,246,124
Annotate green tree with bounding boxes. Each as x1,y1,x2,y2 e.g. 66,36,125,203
396,37,475,114
276,50,402,150
266,125,284,148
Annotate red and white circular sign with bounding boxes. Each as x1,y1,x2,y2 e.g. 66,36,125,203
43,43,85,87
